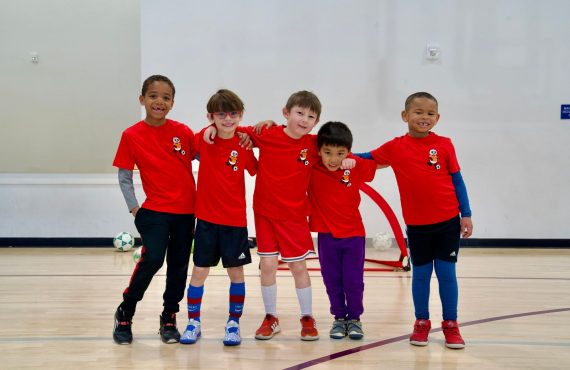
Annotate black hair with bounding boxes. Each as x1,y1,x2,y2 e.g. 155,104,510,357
404,92,437,111
317,121,353,151
141,75,175,97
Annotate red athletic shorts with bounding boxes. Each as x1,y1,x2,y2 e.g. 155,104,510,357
254,214,315,262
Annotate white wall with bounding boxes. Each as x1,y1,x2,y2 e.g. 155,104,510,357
138,0,570,239
0,171,258,239
0,0,140,172
1,0,569,240
0,174,141,237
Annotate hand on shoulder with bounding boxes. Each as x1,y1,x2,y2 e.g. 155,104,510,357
203,125,217,144
253,120,276,134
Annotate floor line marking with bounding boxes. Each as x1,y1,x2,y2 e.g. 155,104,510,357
284,307,570,370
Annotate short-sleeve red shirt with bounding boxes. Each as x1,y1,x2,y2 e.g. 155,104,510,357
113,119,197,214
194,129,257,227
243,125,319,221
309,156,377,238
370,132,460,225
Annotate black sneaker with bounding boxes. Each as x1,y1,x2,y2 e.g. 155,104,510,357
159,312,181,344
113,306,133,345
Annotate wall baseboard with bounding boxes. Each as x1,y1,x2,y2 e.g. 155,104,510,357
0,238,568,248
459,238,570,248
0,238,143,247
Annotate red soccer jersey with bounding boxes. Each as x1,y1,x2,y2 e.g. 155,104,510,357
309,156,377,238
243,125,319,221
113,119,197,214
370,132,460,225
194,129,257,227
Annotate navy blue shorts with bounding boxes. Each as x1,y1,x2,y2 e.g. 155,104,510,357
193,219,252,268
406,216,460,266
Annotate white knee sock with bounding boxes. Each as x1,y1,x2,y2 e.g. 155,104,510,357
261,284,277,315
296,286,313,316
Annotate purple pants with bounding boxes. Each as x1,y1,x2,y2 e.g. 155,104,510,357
317,233,365,320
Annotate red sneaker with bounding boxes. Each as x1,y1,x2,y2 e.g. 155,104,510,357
300,315,319,341
442,320,465,349
409,319,431,346
254,314,280,340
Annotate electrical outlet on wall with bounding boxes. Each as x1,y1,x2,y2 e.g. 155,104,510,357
425,44,441,61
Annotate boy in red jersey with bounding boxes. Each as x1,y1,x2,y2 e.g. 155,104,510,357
180,89,257,347
112,75,197,345
308,121,377,340
355,92,473,349
204,90,322,341
251,91,322,341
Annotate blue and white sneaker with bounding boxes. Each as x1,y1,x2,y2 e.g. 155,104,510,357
223,320,241,346
180,319,201,344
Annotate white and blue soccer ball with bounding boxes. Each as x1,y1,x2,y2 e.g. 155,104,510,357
113,231,135,252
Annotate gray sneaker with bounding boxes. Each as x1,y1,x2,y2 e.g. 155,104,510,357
347,320,364,340
329,319,347,339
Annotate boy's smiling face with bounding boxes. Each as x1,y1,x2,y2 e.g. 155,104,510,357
402,97,440,138
207,111,243,139
139,81,174,126
319,144,349,171
282,105,319,139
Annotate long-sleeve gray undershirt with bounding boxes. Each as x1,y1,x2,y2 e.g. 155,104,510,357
118,169,139,212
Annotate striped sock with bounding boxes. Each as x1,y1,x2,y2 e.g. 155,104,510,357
228,282,245,323
187,284,204,322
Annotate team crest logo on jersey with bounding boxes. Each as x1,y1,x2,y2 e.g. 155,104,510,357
226,150,239,171
340,169,352,187
427,148,440,170
298,148,310,166
172,137,186,155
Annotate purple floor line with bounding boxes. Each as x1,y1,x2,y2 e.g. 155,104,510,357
284,307,570,370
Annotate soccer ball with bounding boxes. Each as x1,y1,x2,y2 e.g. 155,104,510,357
132,246,142,263
372,232,393,251
113,232,135,252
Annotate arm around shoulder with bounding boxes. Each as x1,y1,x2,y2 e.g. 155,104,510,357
351,151,388,170
352,151,373,159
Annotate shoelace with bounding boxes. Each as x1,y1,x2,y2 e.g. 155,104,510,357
415,324,430,333
348,320,361,328
444,326,460,335
262,315,275,325
332,322,345,330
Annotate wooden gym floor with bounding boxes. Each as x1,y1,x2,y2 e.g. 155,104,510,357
0,247,568,369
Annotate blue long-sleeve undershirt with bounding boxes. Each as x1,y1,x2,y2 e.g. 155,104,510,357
353,152,373,159
451,171,471,217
